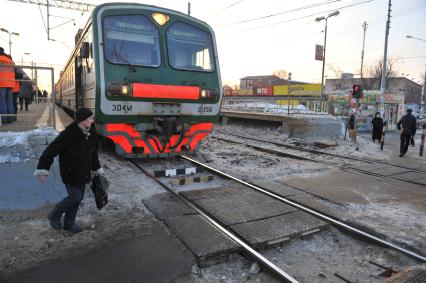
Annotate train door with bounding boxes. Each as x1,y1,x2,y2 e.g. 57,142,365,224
75,56,84,108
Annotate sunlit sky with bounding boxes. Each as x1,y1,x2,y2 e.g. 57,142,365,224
1,0,425,91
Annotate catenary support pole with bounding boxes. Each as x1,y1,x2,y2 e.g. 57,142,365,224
379,0,391,114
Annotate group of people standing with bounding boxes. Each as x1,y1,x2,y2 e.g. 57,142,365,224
0,46,47,124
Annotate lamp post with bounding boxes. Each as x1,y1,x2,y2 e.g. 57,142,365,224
406,35,426,111
315,11,339,113
21,52,30,66
0,28,20,57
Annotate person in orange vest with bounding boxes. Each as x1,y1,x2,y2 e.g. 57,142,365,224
0,47,16,123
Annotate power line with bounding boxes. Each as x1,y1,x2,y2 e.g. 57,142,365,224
6,0,94,12
218,0,342,26
207,0,246,17
219,0,373,36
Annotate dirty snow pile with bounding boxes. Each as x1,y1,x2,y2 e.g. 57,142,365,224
0,127,58,164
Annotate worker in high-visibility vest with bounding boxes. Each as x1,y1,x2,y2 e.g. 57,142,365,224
0,47,16,123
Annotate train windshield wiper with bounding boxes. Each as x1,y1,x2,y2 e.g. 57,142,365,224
113,43,137,73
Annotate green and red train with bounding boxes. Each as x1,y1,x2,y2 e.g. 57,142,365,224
55,2,222,157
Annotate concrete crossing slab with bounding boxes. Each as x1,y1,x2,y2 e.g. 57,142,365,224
142,192,196,220
230,211,327,248
181,186,249,201
390,171,426,182
164,214,240,266
249,181,304,197
201,200,297,226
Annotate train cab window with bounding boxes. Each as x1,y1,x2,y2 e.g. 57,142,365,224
166,22,214,71
103,15,161,67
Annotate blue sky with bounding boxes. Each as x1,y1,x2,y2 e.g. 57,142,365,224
1,0,425,89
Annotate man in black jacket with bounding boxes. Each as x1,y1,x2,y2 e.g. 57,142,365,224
397,108,417,157
34,107,103,233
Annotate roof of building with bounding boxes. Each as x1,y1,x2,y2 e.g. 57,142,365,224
240,75,280,80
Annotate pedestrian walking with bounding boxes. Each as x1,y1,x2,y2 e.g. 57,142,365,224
370,112,384,143
397,109,417,157
348,111,356,142
11,68,22,118
34,107,103,233
18,74,33,111
0,47,16,124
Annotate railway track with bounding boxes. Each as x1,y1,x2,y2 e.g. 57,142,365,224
211,131,426,187
213,130,424,173
129,157,426,282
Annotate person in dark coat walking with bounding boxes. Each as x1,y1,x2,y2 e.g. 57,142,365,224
18,73,33,111
397,109,417,157
348,112,356,142
34,107,103,233
370,112,384,143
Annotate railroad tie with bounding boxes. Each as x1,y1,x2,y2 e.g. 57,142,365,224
154,166,204,177
170,175,214,186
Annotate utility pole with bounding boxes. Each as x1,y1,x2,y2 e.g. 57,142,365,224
360,21,368,78
379,0,392,114
188,2,191,16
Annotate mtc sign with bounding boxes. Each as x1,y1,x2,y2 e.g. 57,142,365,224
254,86,273,96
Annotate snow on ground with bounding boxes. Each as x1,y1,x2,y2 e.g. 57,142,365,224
223,102,335,119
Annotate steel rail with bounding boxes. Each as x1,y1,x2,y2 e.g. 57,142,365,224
212,130,425,173
129,159,299,283
181,155,426,263
211,134,426,187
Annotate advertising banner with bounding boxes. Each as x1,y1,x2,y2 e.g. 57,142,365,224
273,84,321,96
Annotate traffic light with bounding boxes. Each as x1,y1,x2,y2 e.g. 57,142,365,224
352,84,363,99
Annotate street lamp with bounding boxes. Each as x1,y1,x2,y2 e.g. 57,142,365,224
21,52,30,65
315,11,339,113
406,35,426,42
0,28,20,57
406,35,426,111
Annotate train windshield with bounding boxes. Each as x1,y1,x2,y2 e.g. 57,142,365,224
166,22,214,72
103,15,161,67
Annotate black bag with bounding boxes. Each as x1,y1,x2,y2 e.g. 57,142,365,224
90,174,109,209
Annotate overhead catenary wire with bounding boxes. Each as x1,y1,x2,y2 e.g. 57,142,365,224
219,0,373,36
206,0,246,18
218,0,343,26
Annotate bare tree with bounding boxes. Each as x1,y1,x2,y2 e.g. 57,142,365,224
363,58,398,90
272,69,288,80
328,64,343,79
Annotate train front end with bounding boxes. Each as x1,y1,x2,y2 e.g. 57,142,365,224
92,4,222,157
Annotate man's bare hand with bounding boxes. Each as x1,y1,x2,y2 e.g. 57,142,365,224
38,175,48,184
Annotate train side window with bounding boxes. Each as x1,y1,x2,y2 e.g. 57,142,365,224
166,22,214,72
103,15,161,67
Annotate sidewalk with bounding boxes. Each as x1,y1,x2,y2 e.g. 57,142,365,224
0,100,73,132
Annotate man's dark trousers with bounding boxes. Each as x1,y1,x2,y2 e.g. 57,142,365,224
400,134,411,156
50,184,86,227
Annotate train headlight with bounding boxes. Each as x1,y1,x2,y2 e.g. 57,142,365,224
199,89,218,100
152,13,169,25
108,84,133,97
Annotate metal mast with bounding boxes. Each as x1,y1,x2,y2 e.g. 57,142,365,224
360,21,368,78
379,0,392,113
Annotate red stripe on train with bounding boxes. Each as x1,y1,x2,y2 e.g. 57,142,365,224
133,83,200,99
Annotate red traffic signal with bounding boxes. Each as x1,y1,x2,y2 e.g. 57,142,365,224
352,84,363,99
